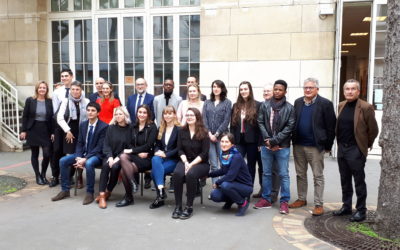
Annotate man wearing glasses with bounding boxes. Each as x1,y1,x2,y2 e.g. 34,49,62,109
289,77,336,216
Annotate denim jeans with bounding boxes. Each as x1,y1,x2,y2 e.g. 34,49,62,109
210,181,253,205
209,141,221,184
60,154,101,194
261,147,290,203
151,156,178,186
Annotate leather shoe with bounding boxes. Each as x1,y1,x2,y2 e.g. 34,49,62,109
51,191,70,201
312,205,324,216
41,174,49,185
149,197,165,209
172,207,182,219
289,199,307,208
180,206,193,220
349,211,366,222
35,175,45,185
115,195,134,207
49,177,59,187
82,193,94,205
333,206,352,216
96,191,111,203
98,193,107,209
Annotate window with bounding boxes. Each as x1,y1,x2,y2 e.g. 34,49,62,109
125,0,144,8
52,20,70,84
75,20,93,96
51,0,68,12
98,18,119,88
179,0,200,6
74,0,91,10
153,0,173,7
99,0,119,9
179,15,200,97
124,16,145,96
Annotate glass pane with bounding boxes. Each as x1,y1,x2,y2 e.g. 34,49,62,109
75,63,83,82
164,16,173,39
135,0,144,7
180,39,189,62
52,43,60,63
84,42,92,63
125,63,134,77
74,0,82,10
75,42,83,63
153,0,162,6
179,85,187,99
99,0,109,9
190,39,199,62
99,41,108,62
180,0,190,5
60,0,68,11
125,0,134,7
134,40,144,62
190,15,200,38
98,19,107,40
84,20,92,41
109,41,118,62
110,0,118,8
61,20,69,42
164,0,173,6
153,16,162,39
85,64,93,83
124,17,133,39
52,21,60,42
180,16,189,39
53,64,61,83
180,63,189,84
99,63,109,81
134,17,144,39
164,40,173,62
110,63,118,85
51,0,59,12
135,63,144,79
74,20,83,41
164,63,173,79
83,0,91,10
62,64,70,70
191,0,200,6
154,63,163,86
189,63,200,80
61,42,69,63
124,40,133,62
109,18,118,40
154,85,163,96
153,40,163,62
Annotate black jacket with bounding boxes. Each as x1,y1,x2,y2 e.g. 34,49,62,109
230,101,261,145
292,95,336,152
131,123,157,156
257,99,295,148
154,125,179,159
22,97,54,133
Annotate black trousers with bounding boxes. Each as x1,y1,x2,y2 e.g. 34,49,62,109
337,144,367,212
99,159,121,193
51,126,64,179
173,161,209,207
237,142,258,184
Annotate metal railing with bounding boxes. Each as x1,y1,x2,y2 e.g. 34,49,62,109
0,74,22,150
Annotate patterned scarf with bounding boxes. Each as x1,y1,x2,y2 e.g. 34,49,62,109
270,96,286,135
220,146,239,166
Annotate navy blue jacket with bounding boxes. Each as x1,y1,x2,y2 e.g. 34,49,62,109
126,93,155,124
75,119,108,159
208,152,253,187
154,126,179,159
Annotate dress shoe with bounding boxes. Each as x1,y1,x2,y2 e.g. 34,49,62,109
98,193,107,209
115,195,134,207
51,191,70,201
333,206,352,216
82,193,94,205
312,205,324,216
252,188,262,198
180,206,193,220
349,211,366,222
144,178,152,189
96,191,111,203
172,207,182,219
150,188,166,209
49,177,59,187
289,199,307,208
35,175,45,185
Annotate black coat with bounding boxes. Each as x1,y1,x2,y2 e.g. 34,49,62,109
292,95,336,152
230,101,261,145
22,97,54,133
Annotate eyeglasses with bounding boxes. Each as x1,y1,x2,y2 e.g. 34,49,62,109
303,87,316,90
185,114,195,117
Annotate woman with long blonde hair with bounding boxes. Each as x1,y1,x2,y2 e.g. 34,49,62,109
177,83,204,125
149,106,181,209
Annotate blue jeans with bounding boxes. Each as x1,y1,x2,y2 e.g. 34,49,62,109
209,141,221,184
210,181,253,205
261,147,290,203
60,154,101,194
151,156,178,187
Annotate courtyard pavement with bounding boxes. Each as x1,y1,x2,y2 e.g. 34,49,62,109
0,150,381,250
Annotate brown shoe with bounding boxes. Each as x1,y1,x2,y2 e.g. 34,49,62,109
289,199,307,208
252,188,262,198
51,191,70,201
98,193,107,209
95,191,111,203
82,193,94,205
312,205,324,216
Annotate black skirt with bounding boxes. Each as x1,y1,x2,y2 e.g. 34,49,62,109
128,154,152,172
27,121,51,147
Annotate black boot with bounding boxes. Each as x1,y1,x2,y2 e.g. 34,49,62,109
149,188,165,209
35,174,45,185
130,179,138,193
116,194,134,207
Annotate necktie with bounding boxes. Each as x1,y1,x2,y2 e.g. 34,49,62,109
65,88,70,98
136,94,143,114
86,125,94,155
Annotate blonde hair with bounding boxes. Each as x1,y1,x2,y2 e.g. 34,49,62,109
33,80,49,99
109,106,131,125
187,83,201,102
157,106,180,140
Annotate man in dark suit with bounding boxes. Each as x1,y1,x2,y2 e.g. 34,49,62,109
289,77,336,216
127,78,155,124
333,79,378,222
51,102,108,205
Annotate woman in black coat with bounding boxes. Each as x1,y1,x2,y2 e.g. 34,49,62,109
20,80,54,185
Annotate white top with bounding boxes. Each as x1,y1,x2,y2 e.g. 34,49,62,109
164,126,173,148
177,100,204,125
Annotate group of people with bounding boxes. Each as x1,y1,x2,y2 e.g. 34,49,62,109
21,68,378,221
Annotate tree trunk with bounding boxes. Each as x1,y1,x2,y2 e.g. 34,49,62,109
375,0,400,240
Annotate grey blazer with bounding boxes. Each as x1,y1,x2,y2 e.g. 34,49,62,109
153,93,182,127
